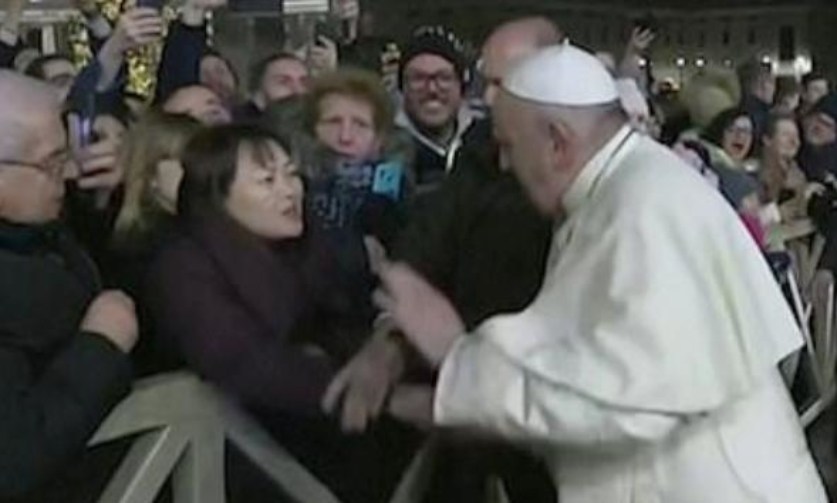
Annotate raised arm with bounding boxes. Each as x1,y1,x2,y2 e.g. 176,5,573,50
0,0,26,68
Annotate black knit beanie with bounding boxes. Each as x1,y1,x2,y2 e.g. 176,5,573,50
399,26,469,90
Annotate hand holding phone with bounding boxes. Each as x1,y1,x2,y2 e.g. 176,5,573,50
314,20,341,45
68,112,95,154
109,5,165,55
309,25,339,75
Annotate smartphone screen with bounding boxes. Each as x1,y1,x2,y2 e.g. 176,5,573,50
372,161,404,201
67,113,94,152
314,20,341,44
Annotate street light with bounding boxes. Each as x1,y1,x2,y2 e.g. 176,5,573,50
676,57,686,86
696,57,706,68
794,55,812,75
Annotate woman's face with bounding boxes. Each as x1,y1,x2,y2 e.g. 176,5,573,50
315,93,382,164
152,158,184,214
722,116,754,162
224,140,304,240
763,119,801,161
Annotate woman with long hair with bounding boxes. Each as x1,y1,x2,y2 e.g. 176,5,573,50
755,112,819,230
113,110,202,248
107,110,202,374
146,124,420,503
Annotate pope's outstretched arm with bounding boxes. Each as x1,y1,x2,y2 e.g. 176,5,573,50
435,333,683,450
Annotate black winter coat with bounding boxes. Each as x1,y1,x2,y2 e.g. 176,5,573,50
393,119,554,329
0,221,131,499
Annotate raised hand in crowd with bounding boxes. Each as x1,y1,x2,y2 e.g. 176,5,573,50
108,7,164,54
619,25,656,91
308,35,339,77
81,290,140,354
68,119,126,209
335,0,360,21
181,0,228,27
0,0,25,47
73,0,112,40
96,7,164,90
335,0,360,41
626,26,655,56
1,0,42,73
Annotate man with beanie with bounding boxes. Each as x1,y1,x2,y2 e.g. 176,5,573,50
396,26,483,189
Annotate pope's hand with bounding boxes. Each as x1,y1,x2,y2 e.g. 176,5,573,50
375,263,465,367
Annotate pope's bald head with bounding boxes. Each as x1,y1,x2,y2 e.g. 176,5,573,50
485,17,563,55
0,70,63,160
481,17,563,107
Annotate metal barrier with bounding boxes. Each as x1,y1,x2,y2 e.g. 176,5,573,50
777,220,837,428
89,372,433,503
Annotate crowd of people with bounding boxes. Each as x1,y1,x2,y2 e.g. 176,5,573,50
0,0,835,501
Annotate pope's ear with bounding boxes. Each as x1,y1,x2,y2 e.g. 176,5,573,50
546,119,574,165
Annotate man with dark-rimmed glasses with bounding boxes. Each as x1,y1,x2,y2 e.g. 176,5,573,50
0,70,139,498
395,26,483,190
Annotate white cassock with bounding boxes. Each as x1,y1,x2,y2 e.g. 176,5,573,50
434,126,828,503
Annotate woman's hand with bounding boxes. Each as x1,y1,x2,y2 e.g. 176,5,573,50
321,330,406,433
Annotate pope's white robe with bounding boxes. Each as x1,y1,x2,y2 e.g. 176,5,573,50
434,126,827,502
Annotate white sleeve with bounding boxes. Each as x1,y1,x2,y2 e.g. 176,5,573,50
434,335,683,450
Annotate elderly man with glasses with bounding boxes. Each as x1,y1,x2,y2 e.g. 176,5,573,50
0,70,138,499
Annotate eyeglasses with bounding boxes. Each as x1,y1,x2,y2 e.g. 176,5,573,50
0,150,71,180
404,71,459,91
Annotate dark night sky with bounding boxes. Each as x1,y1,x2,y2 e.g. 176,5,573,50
575,0,823,7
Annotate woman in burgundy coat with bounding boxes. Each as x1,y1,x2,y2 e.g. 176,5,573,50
145,124,420,503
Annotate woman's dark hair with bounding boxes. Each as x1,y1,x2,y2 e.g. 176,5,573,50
178,124,293,219
701,107,754,149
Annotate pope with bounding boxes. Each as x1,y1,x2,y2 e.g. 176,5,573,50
376,43,828,502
